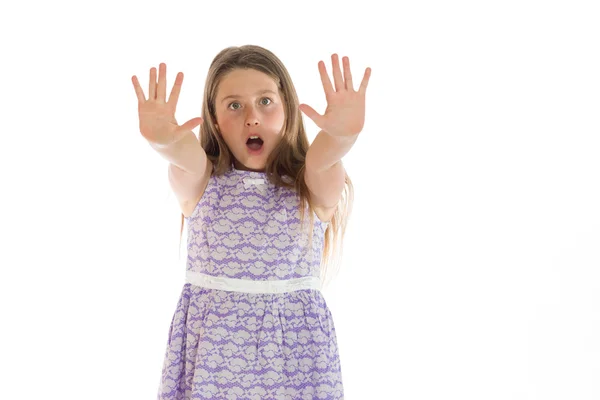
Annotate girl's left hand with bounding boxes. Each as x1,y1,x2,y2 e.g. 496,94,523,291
300,54,371,138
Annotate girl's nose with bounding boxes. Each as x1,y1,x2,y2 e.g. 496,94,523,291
245,107,260,126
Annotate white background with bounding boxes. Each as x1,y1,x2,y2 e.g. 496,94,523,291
1,0,599,399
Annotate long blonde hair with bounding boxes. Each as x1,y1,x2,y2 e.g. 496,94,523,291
178,44,354,290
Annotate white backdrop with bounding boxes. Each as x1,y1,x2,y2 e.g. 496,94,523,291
1,0,599,398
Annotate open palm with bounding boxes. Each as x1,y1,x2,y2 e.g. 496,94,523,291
132,63,203,146
300,54,371,138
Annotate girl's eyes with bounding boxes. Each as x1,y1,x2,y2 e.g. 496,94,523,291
228,97,272,110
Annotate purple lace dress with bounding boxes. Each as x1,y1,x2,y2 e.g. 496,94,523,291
157,165,344,399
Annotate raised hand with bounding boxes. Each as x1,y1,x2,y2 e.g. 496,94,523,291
299,54,371,138
131,63,202,146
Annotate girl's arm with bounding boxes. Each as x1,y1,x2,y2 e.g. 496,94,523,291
149,129,208,175
300,53,371,211
304,132,356,209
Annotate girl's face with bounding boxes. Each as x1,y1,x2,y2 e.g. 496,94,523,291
214,68,286,172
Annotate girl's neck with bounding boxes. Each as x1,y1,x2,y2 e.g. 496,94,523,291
231,160,265,173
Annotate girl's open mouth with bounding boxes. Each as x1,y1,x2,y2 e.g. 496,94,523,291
246,137,264,152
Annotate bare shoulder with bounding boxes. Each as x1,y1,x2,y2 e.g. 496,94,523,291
168,157,213,218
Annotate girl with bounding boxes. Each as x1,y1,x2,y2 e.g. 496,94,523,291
131,44,371,400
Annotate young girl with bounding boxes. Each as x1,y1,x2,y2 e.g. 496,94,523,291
131,44,371,400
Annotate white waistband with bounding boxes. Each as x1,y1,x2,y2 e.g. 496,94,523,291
185,271,322,294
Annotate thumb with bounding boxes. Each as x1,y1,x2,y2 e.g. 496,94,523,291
180,117,203,133
299,104,323,127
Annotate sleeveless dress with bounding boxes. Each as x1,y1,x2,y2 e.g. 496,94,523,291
157,165,344,400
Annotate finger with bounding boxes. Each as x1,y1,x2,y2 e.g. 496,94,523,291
157,63,167,103
331,54,344,92
149,67,157,100
168,72,184,106
342,56,354,91
359,67,372,95
131,75,147,103
318,61,334,96
299,104,323,127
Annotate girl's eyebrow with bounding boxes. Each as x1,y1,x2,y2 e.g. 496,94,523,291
221,89,277,103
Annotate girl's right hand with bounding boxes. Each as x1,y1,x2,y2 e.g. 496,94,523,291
131,63,203,146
